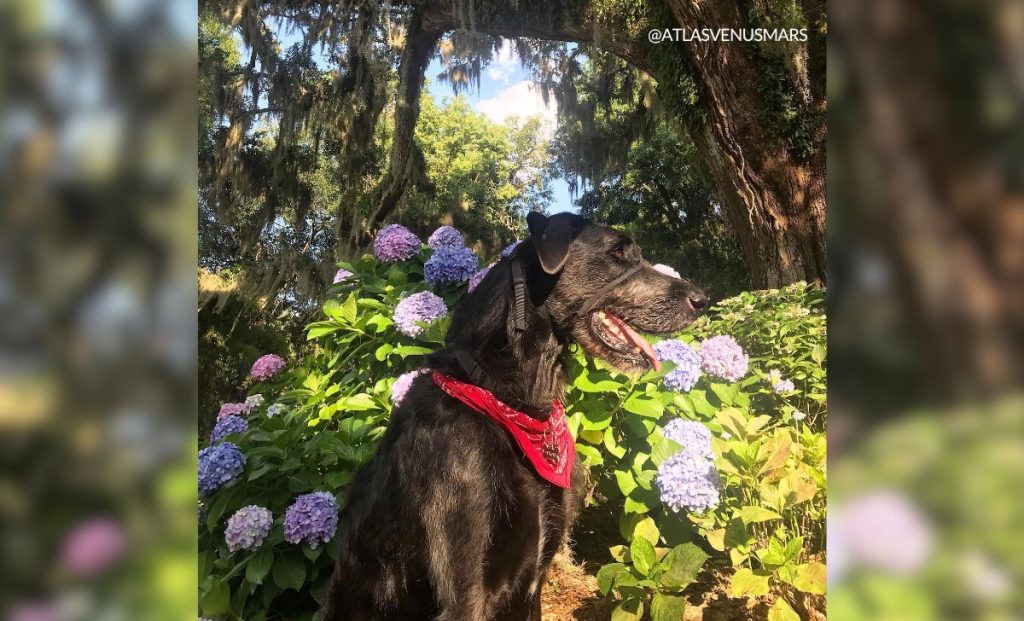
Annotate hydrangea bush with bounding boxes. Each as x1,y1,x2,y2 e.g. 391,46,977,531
199,223,826,620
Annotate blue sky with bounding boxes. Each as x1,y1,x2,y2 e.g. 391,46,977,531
273,25,576,213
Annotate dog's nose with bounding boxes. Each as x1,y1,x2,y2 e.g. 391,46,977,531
687,293,709,312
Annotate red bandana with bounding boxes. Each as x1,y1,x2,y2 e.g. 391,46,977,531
431,371,575,489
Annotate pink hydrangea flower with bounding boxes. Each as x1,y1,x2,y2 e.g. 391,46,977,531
250,354,286,381
59,517,127,576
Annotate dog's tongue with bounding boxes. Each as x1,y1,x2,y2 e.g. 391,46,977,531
616,319,661,372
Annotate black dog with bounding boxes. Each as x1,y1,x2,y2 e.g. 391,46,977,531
323,213,707,620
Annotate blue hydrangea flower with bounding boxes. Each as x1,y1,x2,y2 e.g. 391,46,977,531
391,369,427,406
501,240,522,258
373,224,421,262
468,262,495,293
657,451,721,513
224,505,273,553
424,245,478,288
333,268,354,283
393,291,448,337
652,263,681,279
427,225,464,250
653,339,702,392
698,335,749,381
662,419,715,460
210,415,248,443
284,492,339,549
198,442,245,496
266,403,285,418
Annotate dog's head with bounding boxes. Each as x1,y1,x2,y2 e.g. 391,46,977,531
523,212,708,373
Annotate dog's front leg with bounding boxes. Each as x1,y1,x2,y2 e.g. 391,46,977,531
422,475,492,620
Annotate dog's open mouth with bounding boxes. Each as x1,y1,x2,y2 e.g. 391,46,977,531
590,310,661,371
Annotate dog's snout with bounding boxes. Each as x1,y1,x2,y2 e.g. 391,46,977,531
686,292,709,312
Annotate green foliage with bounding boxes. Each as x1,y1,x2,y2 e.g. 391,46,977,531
198,243,825,619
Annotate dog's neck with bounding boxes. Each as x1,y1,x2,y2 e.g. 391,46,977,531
434,259,568,420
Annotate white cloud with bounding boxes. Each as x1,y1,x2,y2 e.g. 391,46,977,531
476,80,557,135
485,40,518,84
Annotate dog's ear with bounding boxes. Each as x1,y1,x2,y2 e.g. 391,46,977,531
527,212,582,274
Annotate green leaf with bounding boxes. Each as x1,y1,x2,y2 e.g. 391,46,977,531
623,395,663,418
792,561,826,594
272,553,307,591
660,543,709,588
651,593,686,621
574,370,622,393
392,345,433,357
739,505,782,523
611,597,644,621
768,598,801,621
630,536,657,576
615,469,638,497
596,563,628,596
245,546,274,585
340,293,358,323
730,568,771,597
631,517,660,545
374,343,393,361
337,393,377,411
200,578,230,615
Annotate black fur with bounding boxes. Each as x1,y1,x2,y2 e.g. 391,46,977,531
323,214,707,620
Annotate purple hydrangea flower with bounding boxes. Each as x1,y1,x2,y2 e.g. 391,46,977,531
468,262,495,293
427,225,465,250
391,369,427,406
653,339,702,392
251,354,286,381
224,505,273,553
217,402,250,419
284,492,339,549
333,268,354,284
698,335,749,382
656,451,721,513
393,291,448,338
501,240,522,258
374,224,421,262
210,415,248,443
424,245,478,288
652,263,681,279
836,491,934,575
662,419,715,460
59,517,127,576
198,442,245,495
768,370,794,393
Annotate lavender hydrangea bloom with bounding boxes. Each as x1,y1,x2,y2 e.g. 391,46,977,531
224,505,273,553
251,354,286,381
374,224,421,262
266,403,286,418
284,492,339,549
662,419,715,460
698,335,749,381
210,415,248,443
424,245,478,288
391,369,427,406
427,225,464,250
217,402,250,419
467,262,495,293
652,263,681,279
501,240,522,258
768,369,795,393
333,268,354,284
653,339,702,392
393,291,448,337
198,442,245,495
59,518,127,576
245,393,264,409
656,451,721,513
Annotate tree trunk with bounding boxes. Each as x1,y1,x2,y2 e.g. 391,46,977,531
662,0,826,288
